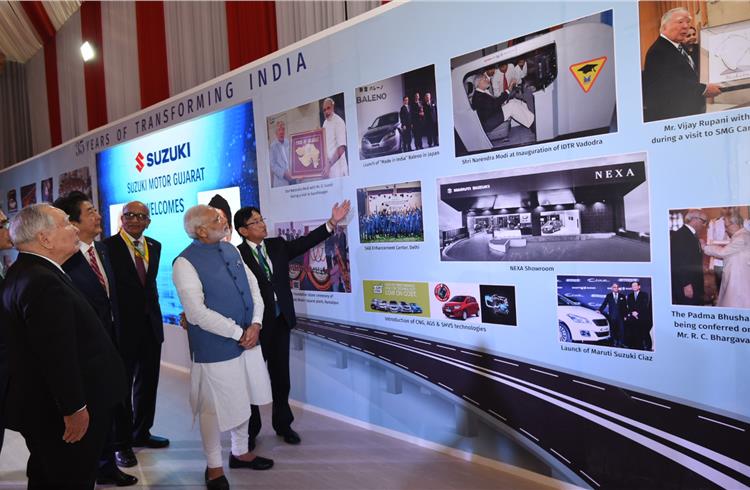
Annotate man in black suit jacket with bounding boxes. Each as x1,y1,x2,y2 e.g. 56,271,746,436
104,201,169,466
0,208,13,457
1,204,126,488
643,7,721,122
626,281,653,351
235,200,351,448
54,192,137,485
599,283,628,348
399,95,412,152
424,92,438,147
670,209,708,306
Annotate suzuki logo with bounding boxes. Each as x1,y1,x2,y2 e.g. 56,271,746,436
135,152,145,172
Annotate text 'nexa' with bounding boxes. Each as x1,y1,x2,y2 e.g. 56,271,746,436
146,142,191,167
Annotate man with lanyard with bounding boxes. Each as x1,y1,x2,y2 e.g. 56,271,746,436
104,201,169,467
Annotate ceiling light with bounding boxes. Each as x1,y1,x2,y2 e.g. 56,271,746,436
81,41,95,62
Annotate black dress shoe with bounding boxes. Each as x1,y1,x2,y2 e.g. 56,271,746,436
97,466,139,486
228,453,274,470
133,435,170,449
277,429,301,445
115,449,138,468
205,468,230,490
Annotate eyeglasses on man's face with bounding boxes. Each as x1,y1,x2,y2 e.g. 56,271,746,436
123,212,150,222
243,217,265,227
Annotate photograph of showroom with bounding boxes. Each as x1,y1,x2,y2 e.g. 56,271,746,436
274,218,351,293
451,10,616,157
437,153,650,262
267,92,349,188
669,205,750,309
357,180,424,243
356,65,438,159
557,276,654,351
640,1,750,123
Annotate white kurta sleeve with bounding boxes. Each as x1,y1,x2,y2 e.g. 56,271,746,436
172,257,244,341
244,262,264,325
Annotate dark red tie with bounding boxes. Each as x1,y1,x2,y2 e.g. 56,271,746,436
133,240,147,286
87,247,108,293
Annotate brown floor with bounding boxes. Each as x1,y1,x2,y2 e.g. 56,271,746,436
0,365,575,489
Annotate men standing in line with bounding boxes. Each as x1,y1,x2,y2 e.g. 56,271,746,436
269,120,296,188
234,200,351,450
321,98,348,178
411,92,424,150
173,205,274,489
0,208,13,456
670,209,708,306
626,281,652,351
53,192,138,486
599,283,628,348
643,7,721,122
423,92,438,147
399,95,412,152
104,201,169,467
1,204,127,488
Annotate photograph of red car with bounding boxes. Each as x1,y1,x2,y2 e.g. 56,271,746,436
442,295,480,320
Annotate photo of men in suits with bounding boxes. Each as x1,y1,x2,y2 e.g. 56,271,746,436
626,281,653,351
599,283,628,348
104,201,169,467
234,200,351,450
1,204,127,488
670,209,708,306
53,192,137,486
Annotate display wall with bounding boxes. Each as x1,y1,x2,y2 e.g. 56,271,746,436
1,2,749,488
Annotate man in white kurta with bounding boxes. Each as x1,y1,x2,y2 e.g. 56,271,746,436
173,205,274,487
703,214,750,309
321,97,348,178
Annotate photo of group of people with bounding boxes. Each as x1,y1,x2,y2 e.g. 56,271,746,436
669,206,750,309
357,181,424,243
558,276,654,351
451,10,616,156
267,93,349,188
437,153,650,262
639,1,750,123
274,219,351,293
355,65,439,159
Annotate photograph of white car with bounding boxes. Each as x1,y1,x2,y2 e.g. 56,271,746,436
557,294,610,343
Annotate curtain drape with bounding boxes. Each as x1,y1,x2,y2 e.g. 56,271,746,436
102,1,140,122
56,10,87,142
0,61,33,167
164,1,229,97
225,1,277,71
24,49,51,155
275,1,346,49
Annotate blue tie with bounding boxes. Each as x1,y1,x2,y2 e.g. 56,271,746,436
256,244,272,280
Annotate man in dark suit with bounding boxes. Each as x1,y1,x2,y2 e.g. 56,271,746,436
399,95,412,152
411,92,424,150
626,281,653,351
1,204,127,488
643,7,721,122
104,201,169,467
424,92,438,147
54,192,137,485
599,283,628,348
670,209,708,306
234,200,351,449
0,208,13,457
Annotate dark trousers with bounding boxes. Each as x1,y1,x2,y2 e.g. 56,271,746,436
99,402,129,472
249,315,293,438
116,328,162,446
25,407,111,489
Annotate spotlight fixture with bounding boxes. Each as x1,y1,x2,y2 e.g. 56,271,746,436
80,41,95,62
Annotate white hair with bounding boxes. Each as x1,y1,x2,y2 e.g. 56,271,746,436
726,213,745,227
10,203,57,246
323,97,334,107
661,7,689,31
183,204,213,239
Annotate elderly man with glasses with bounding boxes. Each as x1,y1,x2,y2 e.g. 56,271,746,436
233,200,350,451
104,201,169,468
670,209,709,306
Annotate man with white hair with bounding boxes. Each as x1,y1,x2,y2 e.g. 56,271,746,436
269,120,295,187
0,204,127,488
0,207,15,456
173,205,274,489
703,213,750,309
670,208,709,305
643,7,721,122
321,97,348,178
472,73,535,134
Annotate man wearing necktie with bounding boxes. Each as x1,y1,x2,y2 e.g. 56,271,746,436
0,208,14,457
53,192,137,486
104,201,169,467
642,7,721,122
670,209,709,306
599,283,628,348
235,200,351,450
626,281,653,351
1,204,127,488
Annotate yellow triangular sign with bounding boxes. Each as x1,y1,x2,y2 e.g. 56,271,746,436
569,56,607,93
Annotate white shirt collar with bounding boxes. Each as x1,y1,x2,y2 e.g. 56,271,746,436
685,223,697,235
79,240,95,254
